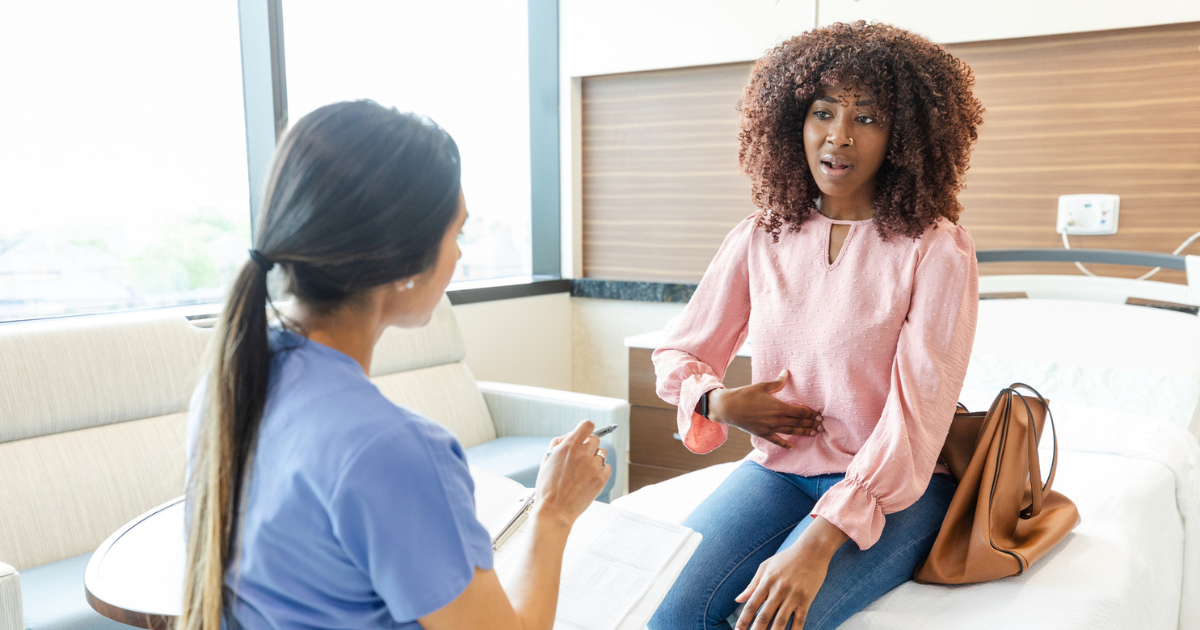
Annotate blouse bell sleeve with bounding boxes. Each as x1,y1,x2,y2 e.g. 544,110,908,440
652,215,756,454
811,224,979,550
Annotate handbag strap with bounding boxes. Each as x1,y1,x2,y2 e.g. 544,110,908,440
1007,383,1059,519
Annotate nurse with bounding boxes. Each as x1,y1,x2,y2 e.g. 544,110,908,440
182,101,609,630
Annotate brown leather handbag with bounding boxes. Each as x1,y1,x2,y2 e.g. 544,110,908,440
914,383,1081,584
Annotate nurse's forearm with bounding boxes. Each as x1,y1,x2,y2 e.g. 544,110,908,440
505,508,573,630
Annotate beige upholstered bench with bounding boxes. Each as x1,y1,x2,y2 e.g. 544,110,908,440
0,296,628,630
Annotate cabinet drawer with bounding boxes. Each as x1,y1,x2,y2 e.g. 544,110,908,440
630,405,754,471
629,348,672,409
628,347,755,409
629,463,691,492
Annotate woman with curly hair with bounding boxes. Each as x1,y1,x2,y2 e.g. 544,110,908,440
649,22,985,630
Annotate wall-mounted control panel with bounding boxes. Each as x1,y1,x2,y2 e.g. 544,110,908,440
1057,194,1119,235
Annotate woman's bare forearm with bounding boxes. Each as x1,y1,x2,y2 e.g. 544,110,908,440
504,507,573,630
800,516,850,559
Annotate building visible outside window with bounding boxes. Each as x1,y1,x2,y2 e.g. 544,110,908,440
0,0,536,323
0,2,250,322
283,0,533,282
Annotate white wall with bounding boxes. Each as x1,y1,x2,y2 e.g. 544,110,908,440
818,0,1200,44
452,293,689,400
572,298,687,399
560,0,817,79
453,292,572,391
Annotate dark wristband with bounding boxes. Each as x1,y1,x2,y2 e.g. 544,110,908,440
700,391,710,419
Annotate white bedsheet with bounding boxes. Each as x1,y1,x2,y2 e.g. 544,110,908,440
613,402,1200,630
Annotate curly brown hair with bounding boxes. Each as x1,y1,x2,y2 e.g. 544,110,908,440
739,22,985,240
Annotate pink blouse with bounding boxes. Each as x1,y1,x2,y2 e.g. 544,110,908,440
652,211,978,550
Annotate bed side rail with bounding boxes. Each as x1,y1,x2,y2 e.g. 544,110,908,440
975,249,1200,308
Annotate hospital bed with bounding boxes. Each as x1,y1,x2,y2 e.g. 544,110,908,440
613,248,1200,630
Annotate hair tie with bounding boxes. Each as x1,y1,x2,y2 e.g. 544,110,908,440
248,249,275,273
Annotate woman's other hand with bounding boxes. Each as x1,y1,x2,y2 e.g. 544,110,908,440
709,370,823,449
733,517,848,630
535,420,611,528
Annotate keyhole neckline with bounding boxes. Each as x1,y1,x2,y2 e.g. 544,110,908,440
812,196,875,226
823,220,858,269
811,210,874,226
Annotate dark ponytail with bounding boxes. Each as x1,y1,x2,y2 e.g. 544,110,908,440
183,101,462,630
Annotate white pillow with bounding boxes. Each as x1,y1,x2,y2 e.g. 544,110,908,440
974,298,1200,383
969,298,1200,436
962,358,1200,437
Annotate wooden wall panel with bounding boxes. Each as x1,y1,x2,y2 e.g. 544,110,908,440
952,23,1200,283
581,22,1200,284
582,63,758,282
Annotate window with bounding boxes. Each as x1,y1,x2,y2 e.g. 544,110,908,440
0,0,554,323
282,0,534,282
0,2,251,322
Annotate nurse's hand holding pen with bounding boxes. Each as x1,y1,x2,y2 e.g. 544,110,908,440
537,420,613,527
420,420,611,630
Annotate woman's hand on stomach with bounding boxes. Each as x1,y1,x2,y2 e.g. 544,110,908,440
708,369,824,449
535,420,611,528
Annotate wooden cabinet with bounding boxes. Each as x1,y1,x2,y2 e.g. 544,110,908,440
627,347,755,491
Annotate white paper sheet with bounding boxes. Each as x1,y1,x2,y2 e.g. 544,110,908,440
494,502,692,630
470,465,535,545
615,531,703,630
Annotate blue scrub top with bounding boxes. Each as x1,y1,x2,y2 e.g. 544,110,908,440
185,330,494,629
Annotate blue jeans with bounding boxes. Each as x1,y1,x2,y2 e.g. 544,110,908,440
649,462,956,630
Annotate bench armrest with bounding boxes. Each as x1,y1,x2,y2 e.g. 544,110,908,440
0,562,21,630
477,382,631,498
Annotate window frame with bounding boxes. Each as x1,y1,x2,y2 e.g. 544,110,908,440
238,0,563,302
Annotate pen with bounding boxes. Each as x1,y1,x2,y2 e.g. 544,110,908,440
592,423,618,438
544,424,619,457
